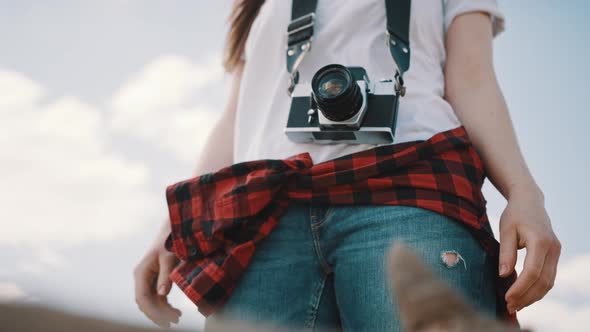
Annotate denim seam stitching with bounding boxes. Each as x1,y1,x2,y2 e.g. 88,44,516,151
304,273,327,329
309,209,334,275
313,206,334,228
310,227,333,275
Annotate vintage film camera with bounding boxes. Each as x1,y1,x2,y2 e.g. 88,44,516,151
285,64,401,144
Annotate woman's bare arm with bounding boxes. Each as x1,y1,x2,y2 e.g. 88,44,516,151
134,59,245,328
444,12,561,314
192,60,245,175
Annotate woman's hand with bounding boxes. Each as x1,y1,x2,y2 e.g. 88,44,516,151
133,221,182,328
498,186,561,313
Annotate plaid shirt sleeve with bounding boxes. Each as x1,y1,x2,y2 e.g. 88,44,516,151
163,125,519,326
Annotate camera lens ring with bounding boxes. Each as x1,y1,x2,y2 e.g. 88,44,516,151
311,64,363,122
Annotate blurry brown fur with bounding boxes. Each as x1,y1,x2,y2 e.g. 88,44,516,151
385,242,529,332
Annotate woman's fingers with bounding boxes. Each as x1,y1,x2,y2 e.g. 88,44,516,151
512,238,561,312
133,250,181,327
157,252,177,296
156,292,183,322
156,252,183,322
133,262,166,326
505,237,549,311
155,253,183,322
498,225,518,277
139,296,173,328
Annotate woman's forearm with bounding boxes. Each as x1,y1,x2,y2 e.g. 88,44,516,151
191,105,236,176
192,61,244,176
444,12,543,202
447,75,543,202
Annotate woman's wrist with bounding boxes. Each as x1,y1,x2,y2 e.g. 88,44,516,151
506,179,544,203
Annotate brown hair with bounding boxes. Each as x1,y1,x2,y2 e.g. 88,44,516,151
222,0,266,73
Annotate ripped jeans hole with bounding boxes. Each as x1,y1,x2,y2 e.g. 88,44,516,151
440,250,467,270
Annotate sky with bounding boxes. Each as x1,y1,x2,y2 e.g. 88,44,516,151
0,1,588,331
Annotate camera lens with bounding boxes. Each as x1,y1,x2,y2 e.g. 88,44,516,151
311,64,363,121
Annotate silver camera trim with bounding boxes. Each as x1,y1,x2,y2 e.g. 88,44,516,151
286,75,399,145
284,125,395,145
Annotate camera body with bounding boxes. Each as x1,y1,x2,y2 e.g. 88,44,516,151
285,64,400,144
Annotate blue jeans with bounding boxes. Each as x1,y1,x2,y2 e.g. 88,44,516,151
204,202,497,332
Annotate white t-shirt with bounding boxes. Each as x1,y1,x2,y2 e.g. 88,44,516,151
233,0,505,164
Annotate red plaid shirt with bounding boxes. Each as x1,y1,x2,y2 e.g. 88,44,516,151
164,125,519,325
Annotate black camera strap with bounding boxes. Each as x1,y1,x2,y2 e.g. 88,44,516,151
286,0,411,96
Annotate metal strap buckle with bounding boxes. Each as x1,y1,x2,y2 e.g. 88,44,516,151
394,71,406,97
287,13,315,37
386,30,407,97
287,71,300,96
286,13,315,96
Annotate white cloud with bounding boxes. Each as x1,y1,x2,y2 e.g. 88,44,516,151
111,54,223,114
110,54,223,161
553,254,590,296
0,70,159,246
0,69,45,109
0,282,28,302
518,298,590,332
0,54,224,246
15,247,71,275
515,253,590,332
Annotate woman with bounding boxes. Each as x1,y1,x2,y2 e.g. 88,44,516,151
133,0,561,331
